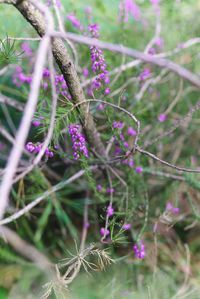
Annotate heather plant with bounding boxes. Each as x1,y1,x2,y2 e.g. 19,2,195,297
0,0,200,298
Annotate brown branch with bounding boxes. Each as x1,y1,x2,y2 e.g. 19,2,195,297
12,0,105,157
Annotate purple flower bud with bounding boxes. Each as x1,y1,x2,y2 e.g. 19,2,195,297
83,68,89,77
122,223,131,230
158,113,167,122
166,202,179,214
67,14,82,30
113,121,124,129
104,87,111,95
25,142,35,153
96,184,102,192
135,166,143,173
32,120,41,127
127,127,137,136
100,227,110,237
133,241,145,259
21,42,32,57
107,205,114,217
106,187,114,194
139,68,151,81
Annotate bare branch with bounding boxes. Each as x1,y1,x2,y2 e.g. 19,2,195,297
60,31,200,89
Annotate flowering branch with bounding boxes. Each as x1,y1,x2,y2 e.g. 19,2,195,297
12,0,106,157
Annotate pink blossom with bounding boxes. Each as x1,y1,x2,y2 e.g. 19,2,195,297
107,205,114,217
127,127,137,136
139,68,151,81
83,68,89,77
106,187,115,194
32,120,41,127
133,241,145,259
100,227,110,237
105,87,111,95
155,37,164,48
21,42,32,57
113,121,124,129
166,202,180,214
135,166,143,174
158,113,167,122
122,223,131,230
150,0,160,5
67,14,82,30
96,184,102,192
120,0,141,22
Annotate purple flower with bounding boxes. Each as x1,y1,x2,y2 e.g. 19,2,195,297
84,222,90,228
113,121,124,129
21,42,32,57
133,241,145,259
127,127,137,136
106,187,115,194
89,24,100,38
34,143,43,153
107,205,114,217
83,68,89,77
135,166,143,173
166,202,180,214
67,14,82,30
148,47,156,55
155,37,164,48
97,103,105,110
158,113,167,122
96,184,102,192
45,148,54,158
139,68,151,81
43,68,50,78
46,0,61,8
100,227,110,237
13,66,32,87
89,24,110,94
25,142,35,153
123,141,129,148
32,120,41,127
150,0,160,5
119,0,141,23
128,159,134,167
122,223,131,230
105,87,111,95
68,124,89,160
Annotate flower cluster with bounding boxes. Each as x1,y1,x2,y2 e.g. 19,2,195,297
42,68,71,98
166,202,180,214
67,14,83,30
13,66,32,87
68,124,89,160
25,142,54,158
89,24,110,95
133,241,145,259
